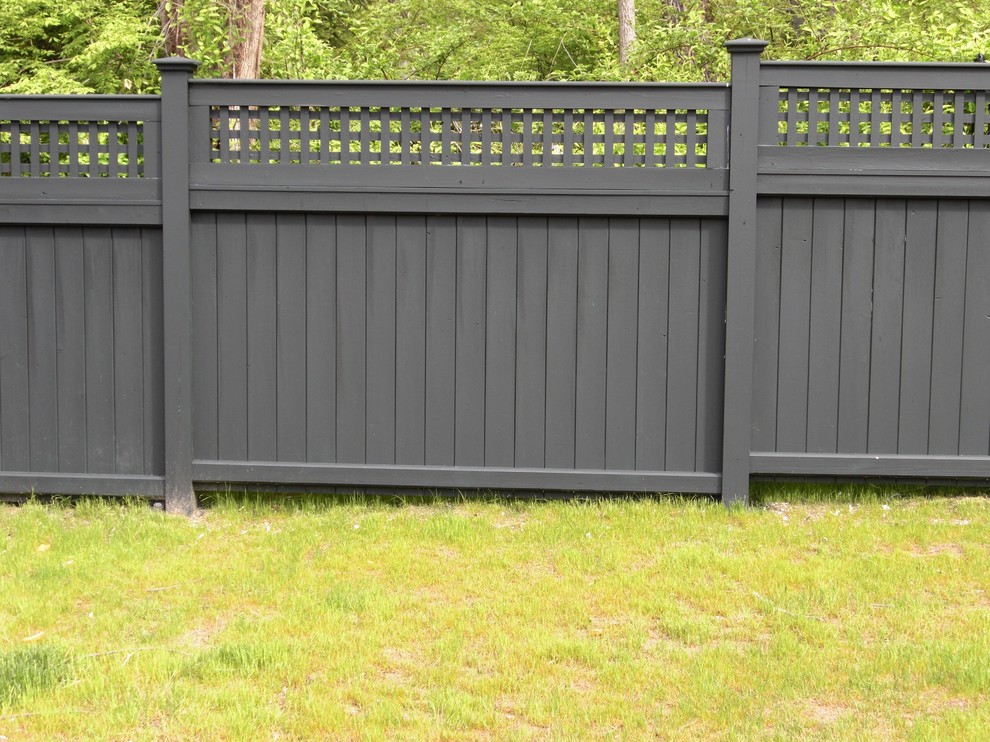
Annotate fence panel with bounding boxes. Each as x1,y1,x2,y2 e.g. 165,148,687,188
751,197,990,476
189,212,726,493
0,225,165,497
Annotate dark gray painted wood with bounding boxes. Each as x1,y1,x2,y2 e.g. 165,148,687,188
575,218,609,470
395,216,428,466
424,216,456,466
867,200,907,454
898,201,938,455
192,460,723,494
751,199,782,452
721,40,768,504
54,228,87,473
246,213,278,461
805,199,844,454
190,188,729,218
0,229,30,472
454,217,487,467
191,214,219,460
26,229,58,472
0,472,164,498
84,228,116,473
959,203,990,456
514,218,548,469
142,230,165,476
0,226,164,479
928,201,969,455
9,60,990,501
836,200,874,454
775,198,813,452
155,57,199,513
485,217,518,467
305,214,337,463
635,219,670,471
544,218,579,470
365,216,397,465
275,213,308,462
189,80,730,111
665,219,701,472
216,213,249,460
605,219,639,471
750,452,990,479
696,219,727,474
335,215,367,464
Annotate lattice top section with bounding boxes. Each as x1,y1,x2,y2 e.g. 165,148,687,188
209,105,712,168
776,88,990,147
0,119,148,177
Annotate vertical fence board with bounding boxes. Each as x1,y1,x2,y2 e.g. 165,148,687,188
276,214,308,462
395,216,427,466
365,216,397,465
696,219,727,473
635,219,670,471
514,217,548,469
928,201,968,455
454,216,487,466
216,214,249,461
775,198,813,452
898,200,938,455
336,215,367,464
54,228,87,473
246,213,278,461
575,217,609,470
752,199,783,452
27,230,58,472
111,228,147,474
84,228,116,473
605,218,639,471
836,200,874,454
191,214,219,461
0,229,31,471
545,218,579,470
305,214,337,463
867,199,907,454
665,220,700,471
959,202,990,455
142,230,165,476
425,216,457,466
485,217,518,467
806,199,844,453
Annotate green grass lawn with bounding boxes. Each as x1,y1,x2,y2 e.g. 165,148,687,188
2,486,989,740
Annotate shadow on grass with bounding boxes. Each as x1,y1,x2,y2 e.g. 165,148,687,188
749,480,989,506
197,486,718,513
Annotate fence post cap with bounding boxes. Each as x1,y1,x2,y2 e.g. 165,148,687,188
724,39,769,54
153,57,201,72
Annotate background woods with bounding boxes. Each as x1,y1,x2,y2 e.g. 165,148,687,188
0,0,988,92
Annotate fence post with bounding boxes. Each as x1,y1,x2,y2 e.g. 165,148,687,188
154,57,200,515
721,39,768,506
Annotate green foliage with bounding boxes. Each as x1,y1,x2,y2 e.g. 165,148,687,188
0,0,988,91
0,0,160,92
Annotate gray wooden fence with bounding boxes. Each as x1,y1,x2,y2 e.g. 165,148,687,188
1,41,988,512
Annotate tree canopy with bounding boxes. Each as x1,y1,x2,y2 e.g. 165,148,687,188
1,0,987,93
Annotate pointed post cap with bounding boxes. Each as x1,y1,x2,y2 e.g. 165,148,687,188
153,57,201,73
724,38,769,54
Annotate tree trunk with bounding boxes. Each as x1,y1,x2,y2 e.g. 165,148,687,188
227,0,267,79
157,0,187,57
618,0,636,66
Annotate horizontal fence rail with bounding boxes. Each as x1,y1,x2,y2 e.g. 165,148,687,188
0,45,988,511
